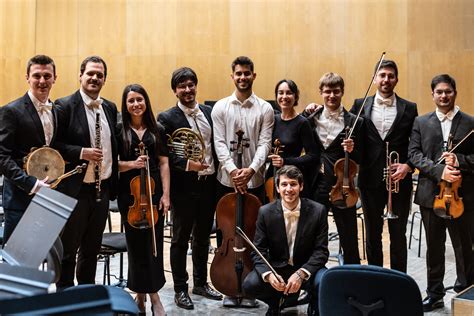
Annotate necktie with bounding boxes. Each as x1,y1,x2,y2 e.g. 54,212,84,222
186,107,204,138
37,102,53,145
284,209,299,265
376,97,393,106
87,99,103,110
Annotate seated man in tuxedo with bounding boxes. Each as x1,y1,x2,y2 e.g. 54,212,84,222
243,165,328,316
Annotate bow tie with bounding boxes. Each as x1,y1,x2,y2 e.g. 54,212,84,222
284,209,300,220
37,102,52,113
375,97,394,107
324,110,340,120
436,110,455,122
87,99,103,110
184,107,199,117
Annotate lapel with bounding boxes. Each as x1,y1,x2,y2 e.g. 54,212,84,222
22,93,46,144
293,199,307,255
199,104,213,127
449,111,462,140
73,91,92,145
427,112,444,159
385,94,406,139
174,104,192,129
362,96,382,140
275,201,290,257
308,107,324,148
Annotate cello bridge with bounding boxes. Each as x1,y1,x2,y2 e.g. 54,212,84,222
232,247,247,253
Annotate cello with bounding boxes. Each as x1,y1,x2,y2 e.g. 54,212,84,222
210,130,262,303
128,141,159,256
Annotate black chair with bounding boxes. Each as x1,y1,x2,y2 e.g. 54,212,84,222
408,174,423,257
99,200,127,287
319,265,423,316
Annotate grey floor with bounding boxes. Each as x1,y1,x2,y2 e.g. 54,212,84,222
96,202,461,315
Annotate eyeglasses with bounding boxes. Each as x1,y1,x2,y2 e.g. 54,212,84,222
176,83,196,90
434,89,454,96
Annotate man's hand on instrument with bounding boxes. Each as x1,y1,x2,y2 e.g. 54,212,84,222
188,160,209,172
268,154,284,168
304,103,323,114
33,176,51,193
232,168,255,187
391,163,411,182
341,138,354,153
284,272,303,295
82,147,103,163
442,165,462,183
441,152,458,167
267,273,286,292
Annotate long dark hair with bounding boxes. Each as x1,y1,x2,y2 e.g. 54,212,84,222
121,84,161,158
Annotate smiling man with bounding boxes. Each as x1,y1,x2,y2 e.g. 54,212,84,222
54,56,119,290
350,60,418,273
242,165,328,316
158,67,222,310
0,55,57,243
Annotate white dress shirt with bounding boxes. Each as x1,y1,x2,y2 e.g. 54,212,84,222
436,105,460,143
371,91,397,139
28,90,54,146
177,102,215,175
212,92,274,188
79,89,113,182
315,105,345,149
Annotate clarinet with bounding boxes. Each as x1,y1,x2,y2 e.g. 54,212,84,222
95,112,102,202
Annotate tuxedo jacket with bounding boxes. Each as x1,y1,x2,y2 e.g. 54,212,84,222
303,107,364,192
0,93,58,210
157,104,217,196
350,95,418,189
54,90,119,199
408,110,474,209
252,198,329,277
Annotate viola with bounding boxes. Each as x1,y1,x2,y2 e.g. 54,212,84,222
128,142,159,256
433,135,464,219
265,139,283,203
210,130,262,300
330,127,358,208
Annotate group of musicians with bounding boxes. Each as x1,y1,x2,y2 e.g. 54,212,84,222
0,54,473,315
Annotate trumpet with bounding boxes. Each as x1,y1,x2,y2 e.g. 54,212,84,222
383,142,399,219
167,128,205,162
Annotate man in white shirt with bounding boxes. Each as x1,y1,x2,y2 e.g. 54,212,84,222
350,60,418,273
54,56,119,290
409,74,474,312
0,55,57,243
211,56,274,307
243,165,328,316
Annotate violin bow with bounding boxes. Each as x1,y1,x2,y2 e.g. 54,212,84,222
436,129,474,164
348,52,386,139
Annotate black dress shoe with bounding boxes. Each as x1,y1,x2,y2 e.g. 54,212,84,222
192,283,223,300
175,291,194,310
422,296,444,312
265,306,281,316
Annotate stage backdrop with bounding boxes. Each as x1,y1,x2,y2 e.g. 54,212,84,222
1,0,473,115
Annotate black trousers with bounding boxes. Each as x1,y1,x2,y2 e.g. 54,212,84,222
420,206,474,298
313,176,360,264
170,175,216,292
2,208,24,245
243,265,326,311
56,182,110,289
359,181,412,272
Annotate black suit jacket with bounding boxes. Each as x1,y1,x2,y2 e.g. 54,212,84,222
408,111,474,209
303,107,363,192
252,198,328,276
157,104,217,196
54,90,119,199
350,95,418,189
0,93,58,210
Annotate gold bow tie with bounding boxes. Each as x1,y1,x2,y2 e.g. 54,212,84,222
87,99,103,110
375,97,393,106
185,107,199,117
284,209,300,219
38,103,53,113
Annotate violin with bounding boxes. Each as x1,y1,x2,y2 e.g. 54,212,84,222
210,130,262,301
128,142,159,256
330,127,359,208
265,139,283,202
433,135,464,219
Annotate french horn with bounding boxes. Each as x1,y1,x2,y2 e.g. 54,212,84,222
167,128,205,162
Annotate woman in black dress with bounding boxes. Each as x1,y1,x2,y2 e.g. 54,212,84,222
268,79,319,198
117,84,170,315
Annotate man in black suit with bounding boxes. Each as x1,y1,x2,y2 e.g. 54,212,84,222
54,56,119,290
350,60,418,272
303,72,363,265
243,165,328,316
0,55,57,243
158,67,222,310
409,74,474,312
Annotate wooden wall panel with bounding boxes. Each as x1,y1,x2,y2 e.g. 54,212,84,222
0,0,473,117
